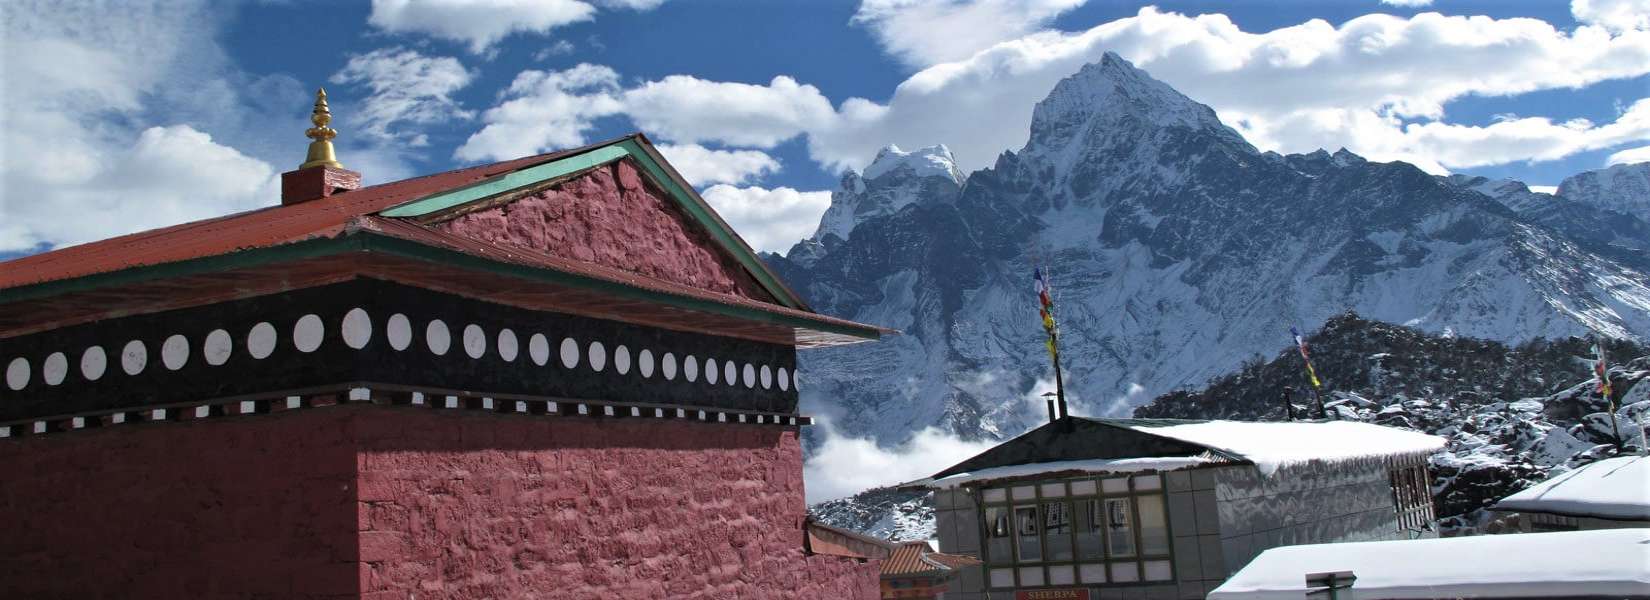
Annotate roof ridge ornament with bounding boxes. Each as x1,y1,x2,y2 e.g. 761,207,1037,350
300,88,343,170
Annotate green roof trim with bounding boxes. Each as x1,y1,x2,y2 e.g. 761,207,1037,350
0,231,880,342
376,137,808,311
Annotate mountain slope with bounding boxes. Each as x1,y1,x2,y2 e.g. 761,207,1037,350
772,53,1650,446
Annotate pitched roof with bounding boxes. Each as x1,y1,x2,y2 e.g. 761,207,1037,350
1493,455,1650,521
0,134,886,346
880,541,981,578
803,518,894,561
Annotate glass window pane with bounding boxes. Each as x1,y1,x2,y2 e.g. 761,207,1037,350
1018,566,1045,587
985,507,1014,564
1137,495,1170,556
1102,477,1128,494
1016,506,1042,562
983,488,1008,503
1144,560,1173,581
1043,501,1073,561
989,568,1016,588
1110,562,1140,583
1075,499,1104,559
1048,564,1075,586
1105,498,1135,558
1134,474,1162,491
1040,482,1067,497
1070,480,1097,496
1079,563,1108,584
1012,485,1038,500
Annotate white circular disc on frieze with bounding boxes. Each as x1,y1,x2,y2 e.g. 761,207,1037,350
204,329,233,365
778,367,789,391
637,349,654,378
725,361,737,387
705,358,718,385
121,340,148,375
162,335,190,370
683,355,698,382
294,314,324,353
662,352,677,380
793,370,801,391
81,346,108,381
588,341,607,372
387,314,412,351
497,329,518,362
463,324,487,359
248,322,277,359
743,363,756,388
760,365,772,389
5,357,28,390
613,345,631,375
560,337,580,369
342,308,373,349
426,320,451,356
43,352,68,386
529,333,549,366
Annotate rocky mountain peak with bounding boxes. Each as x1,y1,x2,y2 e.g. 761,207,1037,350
862,144,965,184
1558,161,1650,216
1024,52,1251,159
794,144,967,257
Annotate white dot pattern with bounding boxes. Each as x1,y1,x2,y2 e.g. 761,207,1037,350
162,335,189,370
342,308,373,349
684,355,698,382
294,314,324,353
662,353,677,380
529,334,549,365
705,358,718,385
5,357,28,390
121,340,148,375
204,329,233,365
743,363,756,388
386,314,412,351
760,365,772,389
613,345,631,375
560,338,580,369
778,367,790,391
43,352,68,386
497,329,519,362
248,322,277,359
588,341,606,372
426,320,451,356
724,361,737,387
463,325,487,359
638,349,654,378
81,346,107,381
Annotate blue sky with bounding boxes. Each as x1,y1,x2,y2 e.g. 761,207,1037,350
3,0,1648,258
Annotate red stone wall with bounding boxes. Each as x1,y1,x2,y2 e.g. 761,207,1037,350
0,407,880,599
436,159,778,303
355,408,880,599
0,411,360,598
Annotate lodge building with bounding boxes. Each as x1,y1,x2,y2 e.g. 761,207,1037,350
919,417,1444,599
0,90,890,597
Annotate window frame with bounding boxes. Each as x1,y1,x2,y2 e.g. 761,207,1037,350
975,472,1179,590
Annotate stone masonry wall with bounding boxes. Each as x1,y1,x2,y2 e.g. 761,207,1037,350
0,410,360,598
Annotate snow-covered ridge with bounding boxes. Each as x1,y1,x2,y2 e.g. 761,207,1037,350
1558,161,1650,216
862,144,964,182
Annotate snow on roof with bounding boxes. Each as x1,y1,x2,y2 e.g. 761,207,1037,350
1208,529,1650,600
1127,420,1445,476
928,457,1213,489
1494,455,1650,520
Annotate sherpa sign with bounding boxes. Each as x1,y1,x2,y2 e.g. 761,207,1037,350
1015,590,1090,600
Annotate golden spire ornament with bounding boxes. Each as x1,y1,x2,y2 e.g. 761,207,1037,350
299,87,343,169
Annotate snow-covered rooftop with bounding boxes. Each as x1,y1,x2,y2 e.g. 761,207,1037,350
1208,529,1650,599
927,456,1213,489
1125,420,1446,476
1494,454,1650,521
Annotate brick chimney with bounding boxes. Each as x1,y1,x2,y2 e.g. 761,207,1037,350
281,87,361,205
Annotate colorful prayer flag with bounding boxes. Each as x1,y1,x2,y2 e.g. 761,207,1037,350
1594,343,1613,398
1035,267,1058,359
1290,326,1321,389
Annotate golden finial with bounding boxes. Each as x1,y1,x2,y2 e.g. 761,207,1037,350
300,87,343,170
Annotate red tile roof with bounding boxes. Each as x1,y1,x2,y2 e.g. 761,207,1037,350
880,541,981,578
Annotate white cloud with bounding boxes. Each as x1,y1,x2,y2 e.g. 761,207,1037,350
852,0,1087,68
803,424,997,503
1379,0,1433,7
532,40,577,61
330,47,475,147
367,0,596,54
699,185,832,253
1573,0,1650,33
656,144,781,186
454,63,624,162
805,7,1650,174
596,0,666,9
1607,144,1650,165
622,75,836,148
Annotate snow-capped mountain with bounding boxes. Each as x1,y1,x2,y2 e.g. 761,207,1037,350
811,316,1650,539
770,52,1650,447
1558,162,1650,217
1442,172,1650,270
791,144,965,265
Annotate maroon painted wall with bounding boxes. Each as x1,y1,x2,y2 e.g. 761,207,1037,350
437,159,777,304
0,406,880,599
0,410,360,598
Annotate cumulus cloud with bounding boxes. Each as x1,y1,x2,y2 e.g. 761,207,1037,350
330,47,475,147
622,75,837,148
1607,144,1650,165
367,0,596,54
454,63,624,162
806,7,1650,174
1573,0,1650,33
852,0,1087,68
656,144,781,186
803,423,998,503
1379,0,1433,7
698,185,832,253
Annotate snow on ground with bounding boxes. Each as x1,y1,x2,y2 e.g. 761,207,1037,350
1494,454,1650,520
1209,529,1650,599
1135,420,1446,476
